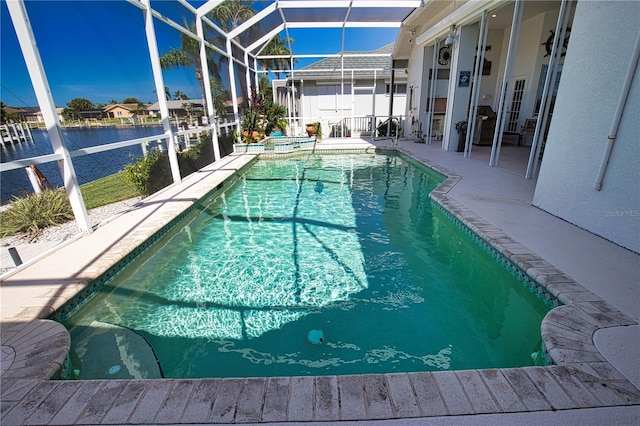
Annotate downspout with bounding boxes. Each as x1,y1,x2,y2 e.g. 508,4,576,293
593,31,640,191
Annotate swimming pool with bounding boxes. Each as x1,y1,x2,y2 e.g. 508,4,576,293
59,153,551,379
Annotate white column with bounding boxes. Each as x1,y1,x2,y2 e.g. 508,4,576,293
300,79,305,135
526,0,572,179
142,0,181,184
350,70,355,137
372,70,377,134
228,38,241,140
426,41,439,145
490,0,524,167
7,0,91,233
196,16,221,161
465,11,490,157
245,51,252,94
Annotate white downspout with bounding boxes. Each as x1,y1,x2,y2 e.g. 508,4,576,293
593,31,640,191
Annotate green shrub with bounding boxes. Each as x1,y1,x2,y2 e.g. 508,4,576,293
123,149,171,196
123,137,217,196
0,189,73,238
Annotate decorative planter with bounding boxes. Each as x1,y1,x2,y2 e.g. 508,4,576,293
305,123,317,137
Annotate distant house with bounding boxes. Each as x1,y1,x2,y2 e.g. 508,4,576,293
102,103,145,119
274,43,407,137
147,100,204,118
1,106,64,123
3,106,41,122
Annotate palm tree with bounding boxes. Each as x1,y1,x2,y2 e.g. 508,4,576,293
159,33,207,100
173,90,189,100
152,87,171,101
259,34,296,79
158,1,256,114
211,0,255,31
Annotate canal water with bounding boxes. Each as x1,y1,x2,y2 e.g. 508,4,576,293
0,126,166,204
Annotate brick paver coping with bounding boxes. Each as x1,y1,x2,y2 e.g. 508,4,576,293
1,145,638,424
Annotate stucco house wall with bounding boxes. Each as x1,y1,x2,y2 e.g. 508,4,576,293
533,0,639,253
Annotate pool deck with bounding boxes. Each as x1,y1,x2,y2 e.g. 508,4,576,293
1,137,638,425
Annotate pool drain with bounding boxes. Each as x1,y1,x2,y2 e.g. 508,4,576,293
108,364,121,375
307,329,324,344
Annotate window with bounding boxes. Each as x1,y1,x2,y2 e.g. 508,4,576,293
385,83,407,95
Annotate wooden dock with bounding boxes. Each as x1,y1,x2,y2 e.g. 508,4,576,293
0,122,33,147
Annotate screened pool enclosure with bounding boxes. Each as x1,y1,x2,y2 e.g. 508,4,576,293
3,0,420,234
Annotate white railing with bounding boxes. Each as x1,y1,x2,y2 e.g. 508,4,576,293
290,114,405,139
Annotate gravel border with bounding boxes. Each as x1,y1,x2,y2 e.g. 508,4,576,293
0,197,141,250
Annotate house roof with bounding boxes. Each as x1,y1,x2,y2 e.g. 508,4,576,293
3,106,41,115
102,103,140,112
291,43,398,81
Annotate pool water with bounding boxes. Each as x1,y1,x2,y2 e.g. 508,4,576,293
61,153,550,379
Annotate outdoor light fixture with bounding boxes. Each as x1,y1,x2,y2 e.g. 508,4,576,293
408,28,417,43
444,24,456,46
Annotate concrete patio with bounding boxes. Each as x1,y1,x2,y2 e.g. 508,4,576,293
1,137,638,425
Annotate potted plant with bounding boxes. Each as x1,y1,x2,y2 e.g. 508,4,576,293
306,121,322,140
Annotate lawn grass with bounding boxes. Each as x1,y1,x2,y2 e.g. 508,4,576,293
80,171,140,210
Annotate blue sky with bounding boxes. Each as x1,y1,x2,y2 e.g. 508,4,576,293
1,0,399,108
